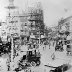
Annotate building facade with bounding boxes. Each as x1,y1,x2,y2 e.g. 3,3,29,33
19,12,30,43
58,16,72,55
28,5,44,40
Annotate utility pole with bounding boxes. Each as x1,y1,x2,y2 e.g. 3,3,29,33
5,0,18,71
39,23,41,51
39,28,40,49
10,35,14,70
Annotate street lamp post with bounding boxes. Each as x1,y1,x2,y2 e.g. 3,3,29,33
10,35,14,70
39,29,40,48
10,16,17,70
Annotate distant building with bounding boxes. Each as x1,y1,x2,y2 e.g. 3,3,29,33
6,15,20,37
5,1,45,44
58,16,72,55
28,4,44,40
19,12,30,41
0,22,7,42
6,0,20,38
58,16,72,36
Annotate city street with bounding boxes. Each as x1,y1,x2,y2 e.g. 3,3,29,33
39,45,72,72
0,0,72,72
0,44,72,72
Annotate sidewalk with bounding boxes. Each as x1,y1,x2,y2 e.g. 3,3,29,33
40,45,72,67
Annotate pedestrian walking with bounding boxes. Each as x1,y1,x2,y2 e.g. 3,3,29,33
51,53,55,60
43,47,44,50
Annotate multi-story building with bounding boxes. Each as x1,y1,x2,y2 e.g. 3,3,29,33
19,12,30,41
28,4,44,42
6,15,20,37
6,0,45,46
58,16,72,55
6,0,20,38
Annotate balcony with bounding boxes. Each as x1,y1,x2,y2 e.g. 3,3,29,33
28,15,43,21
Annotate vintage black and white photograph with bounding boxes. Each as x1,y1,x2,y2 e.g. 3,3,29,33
0,0,72,72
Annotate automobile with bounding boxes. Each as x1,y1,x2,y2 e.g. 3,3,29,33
55,45,64,52
49,64,70,72
21,50,40,66
14,49,41,71
27,50,41,66
0,41,11,54
49,67,62,72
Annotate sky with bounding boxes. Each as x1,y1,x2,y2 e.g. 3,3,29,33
0,0,72,27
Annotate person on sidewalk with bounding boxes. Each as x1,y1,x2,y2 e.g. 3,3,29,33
51,53,55,60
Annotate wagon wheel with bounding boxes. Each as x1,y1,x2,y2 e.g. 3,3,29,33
36,60,40,65
31,61,36,67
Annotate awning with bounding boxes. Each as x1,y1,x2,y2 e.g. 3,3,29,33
30,35,35,38
41,35,45,38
